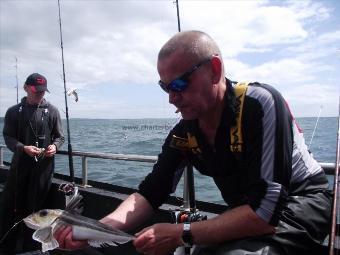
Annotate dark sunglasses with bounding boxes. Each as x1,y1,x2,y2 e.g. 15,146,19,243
158,57,212,93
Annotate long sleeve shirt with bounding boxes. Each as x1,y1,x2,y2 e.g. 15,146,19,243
138,80,328,226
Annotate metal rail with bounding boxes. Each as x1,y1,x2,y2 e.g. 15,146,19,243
0,145,337,186
0,145,158,186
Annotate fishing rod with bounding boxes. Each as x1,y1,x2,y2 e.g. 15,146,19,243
175,0,181,32
57,0,75,183
174,0,200,215
15,57,19,104
329,95,340,255
172,2,206,255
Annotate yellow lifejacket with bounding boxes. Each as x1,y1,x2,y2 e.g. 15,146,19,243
230,82,249,153
170,82,249,154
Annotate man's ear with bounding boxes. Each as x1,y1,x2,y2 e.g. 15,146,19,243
23,84,28,92
210,56,222,84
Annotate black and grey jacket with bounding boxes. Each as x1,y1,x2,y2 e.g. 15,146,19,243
3,97,64,154
138,80,328,226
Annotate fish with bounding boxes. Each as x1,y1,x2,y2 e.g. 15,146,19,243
66,88,79,102
24,208,135,252
23,187,134,252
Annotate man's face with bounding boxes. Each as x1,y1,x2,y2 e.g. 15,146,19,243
25,85,45,105
157,51,216,120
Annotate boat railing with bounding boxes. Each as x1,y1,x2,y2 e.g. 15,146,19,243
0,144,337,187
56,149,157,186
0,144,158,186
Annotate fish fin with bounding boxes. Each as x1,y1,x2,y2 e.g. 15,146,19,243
41,238,59,252
72,225,133,248
88,240,119,248
33,226,52,243
33,226,59,252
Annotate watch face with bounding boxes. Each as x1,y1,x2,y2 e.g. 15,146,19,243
182,223,192,246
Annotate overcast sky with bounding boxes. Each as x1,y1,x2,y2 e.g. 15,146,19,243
1,0,339,119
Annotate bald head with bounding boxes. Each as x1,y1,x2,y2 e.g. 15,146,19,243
158,31,222,63
157,31,226,121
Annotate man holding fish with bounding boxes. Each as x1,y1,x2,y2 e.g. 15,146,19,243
54,31,331,255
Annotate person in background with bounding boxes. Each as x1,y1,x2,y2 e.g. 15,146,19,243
55,31,331,255
0,73,64,254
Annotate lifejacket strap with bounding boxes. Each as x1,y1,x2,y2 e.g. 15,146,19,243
230,82,249,153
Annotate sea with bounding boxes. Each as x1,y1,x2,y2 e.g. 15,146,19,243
0,117,337,204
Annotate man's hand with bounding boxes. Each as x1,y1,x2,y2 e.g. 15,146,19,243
45,144,57,157
133,223,183,255
23,145,41,157
54,225,88,250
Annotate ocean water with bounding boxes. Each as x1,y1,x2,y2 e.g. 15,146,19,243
0,117,337,204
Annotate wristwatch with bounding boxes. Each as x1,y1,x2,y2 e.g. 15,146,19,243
182,222,193,247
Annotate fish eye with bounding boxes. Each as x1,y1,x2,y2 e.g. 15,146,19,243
39,210,48,217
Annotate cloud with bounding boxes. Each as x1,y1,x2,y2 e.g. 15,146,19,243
286,0,330,21
228,58,315,84
284,83,338,117
0,0,339,118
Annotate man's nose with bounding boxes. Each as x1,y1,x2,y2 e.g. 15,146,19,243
169,90,181,104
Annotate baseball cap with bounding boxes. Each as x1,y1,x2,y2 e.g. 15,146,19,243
25,73,49,93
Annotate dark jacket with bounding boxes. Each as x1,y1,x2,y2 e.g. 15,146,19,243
139,81,328,223
0,97,64,251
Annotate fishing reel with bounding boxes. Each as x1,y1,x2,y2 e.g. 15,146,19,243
34,148,46,162
58,183,84,213
33,137,46,162
173,208,207,224
58,183,77,196
172,208,206,255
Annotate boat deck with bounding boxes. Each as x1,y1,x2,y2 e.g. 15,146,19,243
1,160,338,254
0,165,222,255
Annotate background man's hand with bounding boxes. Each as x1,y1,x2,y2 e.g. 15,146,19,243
45,144,57,157
23,145,41,157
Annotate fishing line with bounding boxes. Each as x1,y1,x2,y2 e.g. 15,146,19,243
0,219,23,244
308,105,323,150
294,105,323,167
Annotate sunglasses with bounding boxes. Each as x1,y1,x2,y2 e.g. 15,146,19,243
158,57,212,93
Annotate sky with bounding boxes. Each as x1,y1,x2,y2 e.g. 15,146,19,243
0,0,339,119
